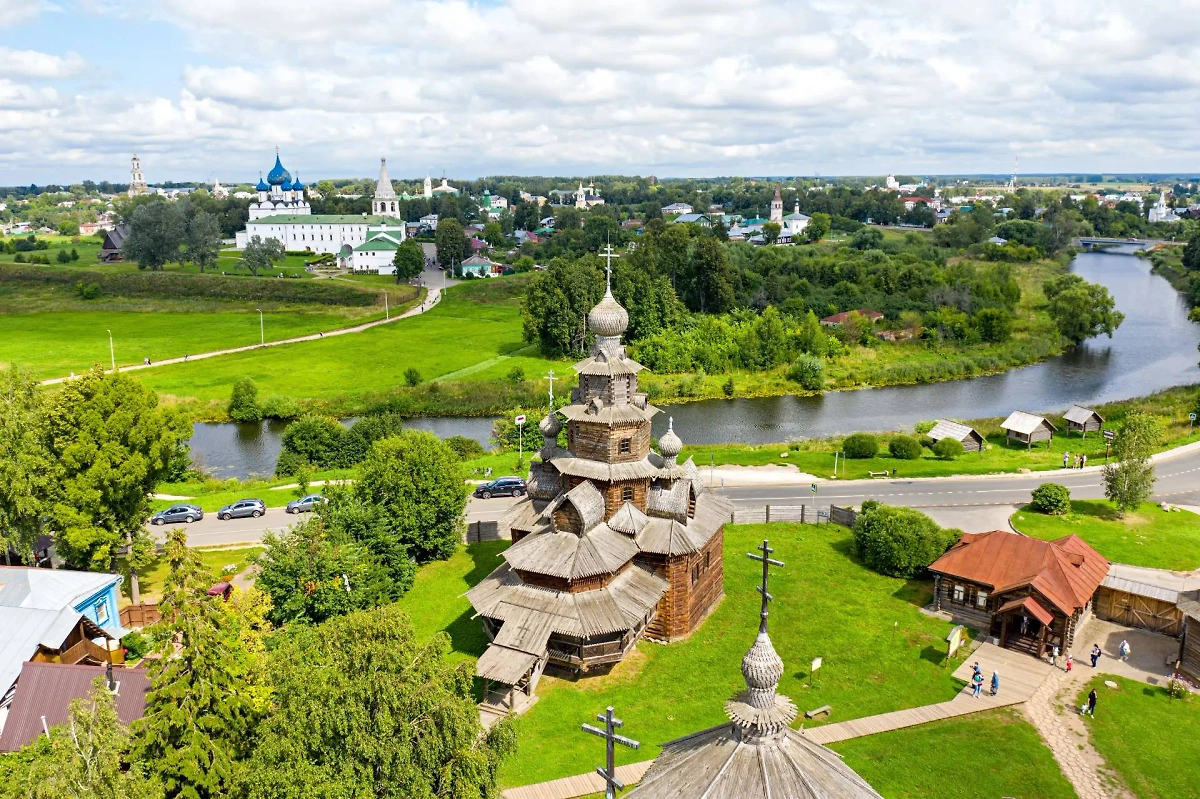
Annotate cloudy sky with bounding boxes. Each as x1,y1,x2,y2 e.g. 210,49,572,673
1,0,1197,184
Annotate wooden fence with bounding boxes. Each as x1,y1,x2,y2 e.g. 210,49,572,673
466,520,503,543
1094,585,1183,637
729,504,858,528
120,603,162,629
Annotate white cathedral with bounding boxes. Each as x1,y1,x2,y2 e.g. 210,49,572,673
235,151,408,272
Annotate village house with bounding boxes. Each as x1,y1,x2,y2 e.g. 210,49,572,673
1063,405,1104,437
927,420,985,453
928,532,1108,657
0,662,149,751
1001,411,1056,449
670,213,712,228
661,202,693,215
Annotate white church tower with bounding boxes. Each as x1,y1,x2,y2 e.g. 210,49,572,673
769,184,783,223
423,173,433,199
128,152,148,196
373,158,399,217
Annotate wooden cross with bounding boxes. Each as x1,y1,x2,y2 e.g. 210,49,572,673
600,242,620,290
747,539,785,634
582,706,640,799
544,369,556,405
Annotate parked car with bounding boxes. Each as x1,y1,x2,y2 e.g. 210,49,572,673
150,504,204,525
286,494,325,514
217,499,266,521
473,477,527,499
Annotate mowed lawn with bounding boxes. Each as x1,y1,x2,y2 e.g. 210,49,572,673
1078,676,1198,799
396,523,971,788
135,282,566,403
831,708,1075,799
121,545,264,605
1013,500,1200,571
0,307,379,379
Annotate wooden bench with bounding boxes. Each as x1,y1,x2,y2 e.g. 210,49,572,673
868,470,890,479
804,705,832,719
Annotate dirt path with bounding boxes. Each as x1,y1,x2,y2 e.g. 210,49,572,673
40,287,439,386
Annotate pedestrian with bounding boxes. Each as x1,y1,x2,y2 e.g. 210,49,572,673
1081,454,1087,468
1090,644,1101,668
1051,643,1060,668
1119,639,1130,661
1020,614,1029,636
1086,688,1098,717
143,357,150,366
1065,654,1074,673
1063,451,1070,469
972,669,984,699
183,354,188,362
1076,454,1082,469
991,670,1000,696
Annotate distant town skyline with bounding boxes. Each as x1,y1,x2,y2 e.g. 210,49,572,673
1,1,1198,185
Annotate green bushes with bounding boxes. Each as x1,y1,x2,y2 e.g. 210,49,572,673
404,367,422,387
444,435,485,460
787,355,826,391
228,377,262,423
933,437,964,459
843,432,879,459
74,281,101,300
888,435,922,460
1030,483,1071,515
852,503,961,578
120,631,152,660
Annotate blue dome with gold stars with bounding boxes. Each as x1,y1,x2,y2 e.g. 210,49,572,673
266,152,291,186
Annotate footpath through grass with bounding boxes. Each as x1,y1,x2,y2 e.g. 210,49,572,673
831,708,1075,799
1077,675,1198,799
1013,501,1200,571
121,545,263,605
396,522,971,788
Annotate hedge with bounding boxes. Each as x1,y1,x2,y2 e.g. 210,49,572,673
0,265,399,307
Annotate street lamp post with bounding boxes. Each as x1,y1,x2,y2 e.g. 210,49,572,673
256,309,264,346
106,329,115,371
383,292,389,320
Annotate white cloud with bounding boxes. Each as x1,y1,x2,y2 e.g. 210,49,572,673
9,0,1200,181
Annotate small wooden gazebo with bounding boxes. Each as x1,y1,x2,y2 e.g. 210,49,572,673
1001,411,1056,449
1063,406,1104,437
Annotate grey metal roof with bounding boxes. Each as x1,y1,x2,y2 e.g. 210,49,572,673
0,608,109,696
1102,575,1179,604
928,419,981,443
0,566,120,611
1000,410,1056,435
1064,405,1104,425
466,562,668,639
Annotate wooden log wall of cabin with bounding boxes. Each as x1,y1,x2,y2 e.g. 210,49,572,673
568,420,651,463
602,479,649,518
963,433,984,452
554,502,583,535
1181,617,1200,682
578,373,637,405
933,579,993,632
644,527,726,641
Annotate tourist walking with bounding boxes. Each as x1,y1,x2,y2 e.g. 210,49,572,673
991,670,1000,697
1065,654,1074,673
1090,644,1102,668
1063,451,1070,469
1081,454,1087,468
1119,639,1131,661
972,669,984,699
1050,643,1060,668
1085,688,1098,717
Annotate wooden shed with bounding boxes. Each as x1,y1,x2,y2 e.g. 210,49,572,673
1064,405,1104,437
928,420,985,454
1178,590,1200,682
1094,576,1182,636
1001,410,1056,449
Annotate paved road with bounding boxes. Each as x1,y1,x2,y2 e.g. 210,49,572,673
150,448,1200,546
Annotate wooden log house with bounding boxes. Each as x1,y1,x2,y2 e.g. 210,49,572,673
927,532,1108,657
927,419,985,454
1177,590,1200,683
1064,405,1104,437
1001,410,1056,449
467,281,733,707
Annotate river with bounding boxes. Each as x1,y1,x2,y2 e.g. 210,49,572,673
188,246,1200,479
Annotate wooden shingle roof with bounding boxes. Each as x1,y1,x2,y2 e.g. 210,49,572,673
1064,405,1103,425
1000,410,1056,435
503,525,639,580
928,419,981,443
928,531,1108,616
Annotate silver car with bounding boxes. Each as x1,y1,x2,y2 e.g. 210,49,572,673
217,498,265,521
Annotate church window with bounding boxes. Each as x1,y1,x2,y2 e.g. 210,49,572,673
622,485,634,502
619,438,631,454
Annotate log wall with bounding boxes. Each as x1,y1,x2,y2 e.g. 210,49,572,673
602,479,649,517
568,420,651,463
643,526,725,642
1181,617,1200,682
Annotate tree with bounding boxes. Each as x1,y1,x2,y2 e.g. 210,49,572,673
786,355,825,391
933,437,963,459
852,503,960,578
278,415,349,471
973,307,1012,343
1183,229,1200,273
483,220,506,246
888,435,922,460
185,211,221,274
133,528,259,799
851,227,884,250
1047,281,1124,344
241,605,516,799
435,218,467,267
1103,412,1159,517
391,238,424,284
843,433,879,459
403,367,422,386
806,212,831,242
522,259,602,357
123,201,185,271
353,431,467,562
0,367,57,565
1030,483,1071,515
46,368,189,572
240,235,284,277
762,221,781,244
227,378,261,423
1,677,160,799
681,235,738,313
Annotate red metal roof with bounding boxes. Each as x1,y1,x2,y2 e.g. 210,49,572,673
996,595,1053,626
0,662,150,752
928,531,1109,617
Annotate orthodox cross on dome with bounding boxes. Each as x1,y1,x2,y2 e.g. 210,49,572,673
747,539,785,635
582,706,640,799
600,242,620,292
544,369,556,406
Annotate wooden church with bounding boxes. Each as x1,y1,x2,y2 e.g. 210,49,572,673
467,274,732,706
